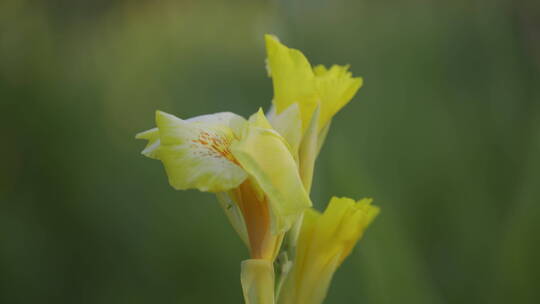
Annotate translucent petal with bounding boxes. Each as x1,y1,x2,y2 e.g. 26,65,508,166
216,192,249,247
135,127,160,159
137,111,248,192
267,103,303,158
298,106,320,192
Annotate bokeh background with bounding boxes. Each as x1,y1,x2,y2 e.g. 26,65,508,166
1,0,539,303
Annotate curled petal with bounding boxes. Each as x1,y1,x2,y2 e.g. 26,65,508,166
280,197,379,304
231,110,312,234
135,127,160,159
314,64,363,131
137,111,248,192
266,35,363,135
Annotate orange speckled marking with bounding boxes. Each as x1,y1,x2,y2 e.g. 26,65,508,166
191,131,239,165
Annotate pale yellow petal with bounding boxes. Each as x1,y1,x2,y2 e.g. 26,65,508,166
241,259,275,304
267,103,303,158
298,106,320,192
248,108,273,129
135,127,160,159
138,111,248,192
216,192,250,247
186,111,246,138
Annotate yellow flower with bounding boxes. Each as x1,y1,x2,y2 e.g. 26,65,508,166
265,34,362,133
279,197,379,304
265,34,363,191
136,109,311,261
136,34,376,304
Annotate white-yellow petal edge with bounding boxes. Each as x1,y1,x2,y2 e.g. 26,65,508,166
136,111,248,192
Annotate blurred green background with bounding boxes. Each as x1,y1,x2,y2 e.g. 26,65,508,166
1,0,539,303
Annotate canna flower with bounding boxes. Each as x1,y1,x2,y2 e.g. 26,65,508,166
263,36,369,271
136,109,311,261
136,34,378,304
264,34,363,191
279,197,379,304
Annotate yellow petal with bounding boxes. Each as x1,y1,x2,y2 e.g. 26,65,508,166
265,34,318,129
137,110,248,192
266,35,363,134
314,64,363,130
216,192,250,247
135,127,160,159
281,197,379,304
231,110,312,234
267,103,303,159
298,106,320,192
241,259,275,304
248,107,273,129
312,197,379,265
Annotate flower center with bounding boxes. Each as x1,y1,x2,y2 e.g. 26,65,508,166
191,131,239,165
